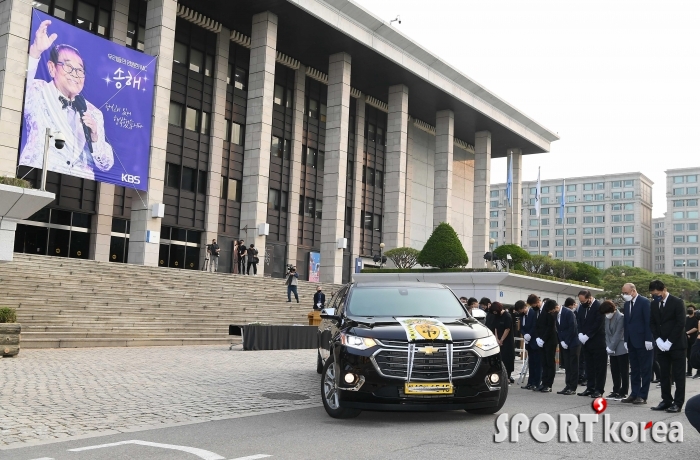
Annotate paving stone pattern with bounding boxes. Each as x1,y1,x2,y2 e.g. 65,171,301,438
0,346,320,448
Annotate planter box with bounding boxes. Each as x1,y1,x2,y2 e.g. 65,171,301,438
0,184,55,262
0,323,21,357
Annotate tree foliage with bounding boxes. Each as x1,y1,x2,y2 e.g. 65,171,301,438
493,244,530,271
417,222,469,269
520,254,556,275
570,262,602,285
601,266,700,303
384,247,420,269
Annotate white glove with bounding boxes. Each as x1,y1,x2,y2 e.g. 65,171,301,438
524,334,531,342
578,334,589,345
536,338,544,348
645,341,653,351
560,341,568,350
656,337,666,351
624,342,628,351
606,347,614,355
578,333,584,344
664,340,672,351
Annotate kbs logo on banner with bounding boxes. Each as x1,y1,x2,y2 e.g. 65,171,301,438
122,174,141,185
494,413,684,443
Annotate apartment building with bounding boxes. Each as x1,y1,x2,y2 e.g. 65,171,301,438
662,167,700,280
491,173,653,270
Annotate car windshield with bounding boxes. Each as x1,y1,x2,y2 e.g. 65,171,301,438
346,287,467,318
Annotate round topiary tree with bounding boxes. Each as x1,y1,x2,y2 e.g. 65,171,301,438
384,247,420,269
417,222,469,269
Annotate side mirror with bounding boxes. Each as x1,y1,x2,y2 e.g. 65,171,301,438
320,308,341,322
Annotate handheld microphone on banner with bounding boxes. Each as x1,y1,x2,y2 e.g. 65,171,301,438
73,94,93,154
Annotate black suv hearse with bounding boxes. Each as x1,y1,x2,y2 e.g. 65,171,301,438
317,281,507,419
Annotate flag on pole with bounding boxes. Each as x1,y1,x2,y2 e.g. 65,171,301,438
506,152,513,207
535,167,541,217
559,179,566,221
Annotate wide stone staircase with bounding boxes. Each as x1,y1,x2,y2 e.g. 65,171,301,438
0,254,341,349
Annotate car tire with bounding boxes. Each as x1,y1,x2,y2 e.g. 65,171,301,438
316,352,324,374
321,355,361,419
466,364,509,415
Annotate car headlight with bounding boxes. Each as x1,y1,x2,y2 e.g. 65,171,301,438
475,336,499,352
341,333,377,350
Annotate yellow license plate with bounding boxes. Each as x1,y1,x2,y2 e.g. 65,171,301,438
404,382,454,395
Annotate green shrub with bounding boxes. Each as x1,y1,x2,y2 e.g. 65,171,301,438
0,307,17,323
0,176,31,188
493,244,530,271
384,247,420,269
417,222,469,269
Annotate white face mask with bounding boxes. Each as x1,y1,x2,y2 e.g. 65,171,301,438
621,294,633,302
605,313,614,319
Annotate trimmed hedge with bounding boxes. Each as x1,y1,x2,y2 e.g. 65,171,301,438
0,307,17,323
361,268,495,274
0,176,31,188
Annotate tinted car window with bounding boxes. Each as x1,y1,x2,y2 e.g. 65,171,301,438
327,286,347,312
347,287,466,317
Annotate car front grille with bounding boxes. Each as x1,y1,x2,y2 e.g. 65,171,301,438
371,343,480,381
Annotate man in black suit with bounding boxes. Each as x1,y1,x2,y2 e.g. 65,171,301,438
621,282,654,405
649,280,687,413
535,299,559,392
576,290,606,398
520,294,542,390
556,297,581,395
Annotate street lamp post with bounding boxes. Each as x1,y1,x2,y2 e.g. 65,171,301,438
489,238,495,269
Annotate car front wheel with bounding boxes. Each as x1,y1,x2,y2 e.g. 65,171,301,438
321,355,361,419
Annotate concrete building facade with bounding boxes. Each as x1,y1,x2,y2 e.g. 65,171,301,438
491,172,653,271
652,217,665,273
1,0,558,283
661,167,700,280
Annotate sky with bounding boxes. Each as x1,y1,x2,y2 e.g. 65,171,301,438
353,0,700,217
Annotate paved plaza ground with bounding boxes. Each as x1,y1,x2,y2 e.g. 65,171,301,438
1,345,699,459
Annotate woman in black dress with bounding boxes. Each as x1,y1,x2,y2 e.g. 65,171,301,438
491,302,515,384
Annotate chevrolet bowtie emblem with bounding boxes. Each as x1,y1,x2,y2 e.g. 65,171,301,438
417,346,440,355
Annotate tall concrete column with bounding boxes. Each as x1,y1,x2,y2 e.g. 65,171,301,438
505,148,522,246
127,0,177,266
90,0,130,261
110,0,129,45
472,130,491,268
403,120,414,247
286,64,305,267
0,0,31,177
433,110,454,228
240,12,277,276
90,184,114,261
350,96,365,266
320,52,351,284
200,27,229,266
384,84,409,251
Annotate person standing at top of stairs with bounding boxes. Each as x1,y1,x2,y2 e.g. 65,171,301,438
286,267,299,303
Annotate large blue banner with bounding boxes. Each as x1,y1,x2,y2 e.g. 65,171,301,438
19,9,156,191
